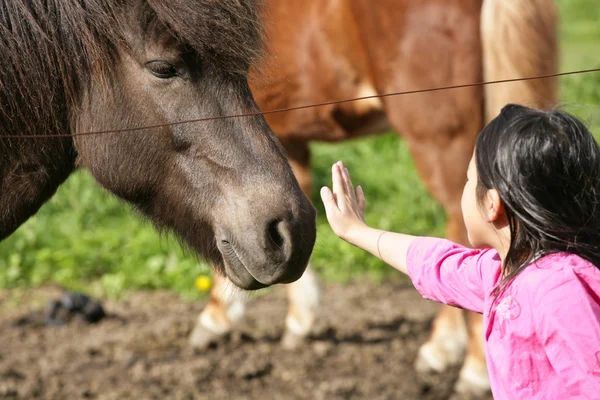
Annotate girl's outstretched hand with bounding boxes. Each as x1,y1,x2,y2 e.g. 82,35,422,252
320,161,413,274
320,161,368,242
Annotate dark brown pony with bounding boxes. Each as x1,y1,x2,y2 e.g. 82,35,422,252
191,0,558,395
0,1,316,290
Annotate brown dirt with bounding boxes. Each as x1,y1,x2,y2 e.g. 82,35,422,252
0,281,493,400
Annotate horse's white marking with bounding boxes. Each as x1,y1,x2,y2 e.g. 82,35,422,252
197,275,246,335
415,318,468,372
199,310,231,335
352,81,384,115
455,355,491,394
219,277,248,305
226,300,246,325
285,265,321,336
286,314,311,336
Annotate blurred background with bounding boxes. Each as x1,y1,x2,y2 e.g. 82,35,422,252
0,1,598,398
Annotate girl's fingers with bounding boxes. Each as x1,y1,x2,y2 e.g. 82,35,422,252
344,167,355,190
342,166,360,209
331,163,345,200
356,185,366,213
320,186,339,214
333,161,365,216
338,162,351,194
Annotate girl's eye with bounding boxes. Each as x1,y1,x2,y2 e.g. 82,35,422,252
146,61,179,79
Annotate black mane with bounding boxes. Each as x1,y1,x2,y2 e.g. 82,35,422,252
0,0,263,137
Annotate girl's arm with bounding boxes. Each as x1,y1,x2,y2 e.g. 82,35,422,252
319,161,415,275
320,161,501,313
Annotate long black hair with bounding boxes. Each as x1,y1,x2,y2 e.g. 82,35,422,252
475,104,600,301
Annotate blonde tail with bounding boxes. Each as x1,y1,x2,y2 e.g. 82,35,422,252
481,0,559,122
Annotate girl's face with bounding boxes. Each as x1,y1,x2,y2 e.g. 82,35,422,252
461,155,491,248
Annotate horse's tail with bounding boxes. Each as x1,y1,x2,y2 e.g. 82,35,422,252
480,0,559,122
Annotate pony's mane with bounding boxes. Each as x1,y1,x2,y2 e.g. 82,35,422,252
0,0,263,137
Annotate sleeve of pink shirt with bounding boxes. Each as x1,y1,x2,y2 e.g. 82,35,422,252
406,237,502,313
533,264,600,397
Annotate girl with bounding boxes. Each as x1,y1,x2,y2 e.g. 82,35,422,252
320,104,600,399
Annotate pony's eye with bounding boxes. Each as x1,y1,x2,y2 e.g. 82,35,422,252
146,61,179,79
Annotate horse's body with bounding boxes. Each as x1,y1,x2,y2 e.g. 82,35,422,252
0,1,316,290
192,0,558,395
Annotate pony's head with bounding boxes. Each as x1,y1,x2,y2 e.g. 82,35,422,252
1,0,316,289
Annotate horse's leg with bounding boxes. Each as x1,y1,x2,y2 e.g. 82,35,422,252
189,272,246,350
281,262,321,348
403,137,489,394
189,264,321,351
410,151,470,374
455,311,489,395
280,139,322,349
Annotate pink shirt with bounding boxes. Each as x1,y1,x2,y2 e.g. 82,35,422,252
406,237,600,400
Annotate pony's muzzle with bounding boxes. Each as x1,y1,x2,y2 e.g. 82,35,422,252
217,239,268,290
216,209,314,290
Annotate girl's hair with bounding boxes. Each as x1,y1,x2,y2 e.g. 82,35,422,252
475,104,600,302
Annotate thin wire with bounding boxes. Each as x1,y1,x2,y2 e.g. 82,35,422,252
4,67,600,139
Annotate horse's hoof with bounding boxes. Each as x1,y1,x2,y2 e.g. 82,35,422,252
188,323,228,351
454,358,490,397
453,379,490,399
281,330,307,350
414,341,463,373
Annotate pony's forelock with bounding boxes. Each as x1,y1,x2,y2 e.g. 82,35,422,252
0,0,264,138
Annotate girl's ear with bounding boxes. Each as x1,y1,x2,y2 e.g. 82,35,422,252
485,189,505,222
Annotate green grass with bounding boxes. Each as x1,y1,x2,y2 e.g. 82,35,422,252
557,0,600,134
0,174,212,299
1,0,599,298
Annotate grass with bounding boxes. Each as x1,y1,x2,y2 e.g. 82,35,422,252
1,0,599,299
0,175,211,299
557,0,600,133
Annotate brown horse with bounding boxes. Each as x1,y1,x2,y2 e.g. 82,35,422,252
0,1,316,290
190,0,559,395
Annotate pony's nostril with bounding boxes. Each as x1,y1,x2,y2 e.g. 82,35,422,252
267,219,285,249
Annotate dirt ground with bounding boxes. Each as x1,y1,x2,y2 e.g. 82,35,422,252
0,281,493,400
